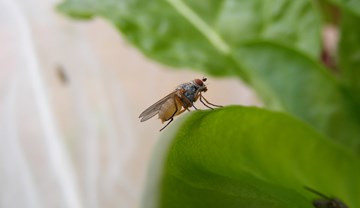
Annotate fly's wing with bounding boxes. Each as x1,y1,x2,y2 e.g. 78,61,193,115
139,91,176,122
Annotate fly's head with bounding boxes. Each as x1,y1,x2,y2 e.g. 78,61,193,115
193,77,208,93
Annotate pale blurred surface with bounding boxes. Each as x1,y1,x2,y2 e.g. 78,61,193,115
0,0,260,207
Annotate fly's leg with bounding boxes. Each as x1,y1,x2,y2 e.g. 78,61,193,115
200,94,223,108
160,118,173,131
200,95,214,110
179,94,198,110
160,109,177,131
175,94,190,115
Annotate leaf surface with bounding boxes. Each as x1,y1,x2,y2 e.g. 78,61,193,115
143,106,360,208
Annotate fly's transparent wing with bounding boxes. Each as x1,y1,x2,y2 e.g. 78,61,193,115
139,91,176,122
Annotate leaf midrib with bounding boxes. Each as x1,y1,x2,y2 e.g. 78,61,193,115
166,0,230,54
165,0,288,110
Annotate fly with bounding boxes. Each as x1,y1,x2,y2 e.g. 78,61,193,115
304,186,348,208
139,77,222,131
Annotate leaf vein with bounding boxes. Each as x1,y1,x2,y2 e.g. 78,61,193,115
166,0,230,54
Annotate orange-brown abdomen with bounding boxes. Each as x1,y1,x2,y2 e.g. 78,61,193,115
158,96,183,123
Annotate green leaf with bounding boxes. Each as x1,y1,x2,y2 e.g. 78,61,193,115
57,0,360,152
339,11,360,104
326,0,360,17
57,0,322,76
234,41,360,154
142,106,360,208
315,0,341,24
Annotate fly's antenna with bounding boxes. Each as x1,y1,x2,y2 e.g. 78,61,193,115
202,77,207,82
304,186,330,199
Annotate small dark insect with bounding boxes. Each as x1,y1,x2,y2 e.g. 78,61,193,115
139,77,222,131
304,186,348,208
56,64,69,84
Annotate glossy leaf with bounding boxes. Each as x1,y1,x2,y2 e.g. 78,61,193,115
142,106,360,208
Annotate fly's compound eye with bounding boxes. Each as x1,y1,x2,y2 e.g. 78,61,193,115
194,79,204,86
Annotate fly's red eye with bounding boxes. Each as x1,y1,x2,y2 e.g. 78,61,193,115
194,79,204,86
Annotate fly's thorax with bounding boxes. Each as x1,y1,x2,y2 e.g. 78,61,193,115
184,85,197,102
176,80,207,105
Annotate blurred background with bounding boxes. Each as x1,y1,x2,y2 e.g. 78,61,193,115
0,0,261,207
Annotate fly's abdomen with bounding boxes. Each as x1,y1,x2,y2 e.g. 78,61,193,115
158,97,183,123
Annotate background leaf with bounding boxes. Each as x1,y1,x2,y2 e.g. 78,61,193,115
315,0,341,24
234,41,360,153
339,11,360,106
326,0,360,17
142,106,360,208
58,0,322,76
